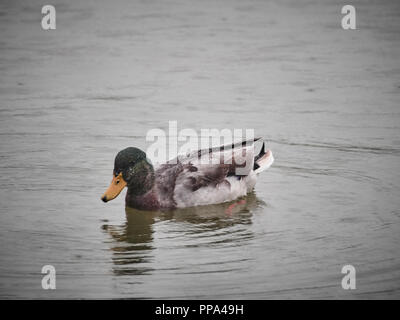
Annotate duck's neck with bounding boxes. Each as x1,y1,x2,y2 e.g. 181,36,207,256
125,167,158,210
126,164,155,196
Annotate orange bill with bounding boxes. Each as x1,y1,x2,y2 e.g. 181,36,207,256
101,173,127,202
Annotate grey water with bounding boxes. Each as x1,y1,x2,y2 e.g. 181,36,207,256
0,0,399,299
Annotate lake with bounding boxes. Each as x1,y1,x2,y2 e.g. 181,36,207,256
0,0,399,299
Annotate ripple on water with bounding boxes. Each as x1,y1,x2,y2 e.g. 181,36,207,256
102,194,265,278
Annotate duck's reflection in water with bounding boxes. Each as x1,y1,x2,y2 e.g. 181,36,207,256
103,193,266,276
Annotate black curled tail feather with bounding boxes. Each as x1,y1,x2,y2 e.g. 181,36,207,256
253,142,266,170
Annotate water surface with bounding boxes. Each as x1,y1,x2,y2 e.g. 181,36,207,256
0,0,399,299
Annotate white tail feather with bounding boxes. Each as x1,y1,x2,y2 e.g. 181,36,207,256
254,149,274,174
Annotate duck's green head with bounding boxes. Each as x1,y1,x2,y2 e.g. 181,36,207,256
101,147,154,203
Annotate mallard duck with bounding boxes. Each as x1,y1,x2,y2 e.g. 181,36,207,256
101,138,273,210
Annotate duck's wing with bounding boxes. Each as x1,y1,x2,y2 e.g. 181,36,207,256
161,138,259,193
168,137,261,176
